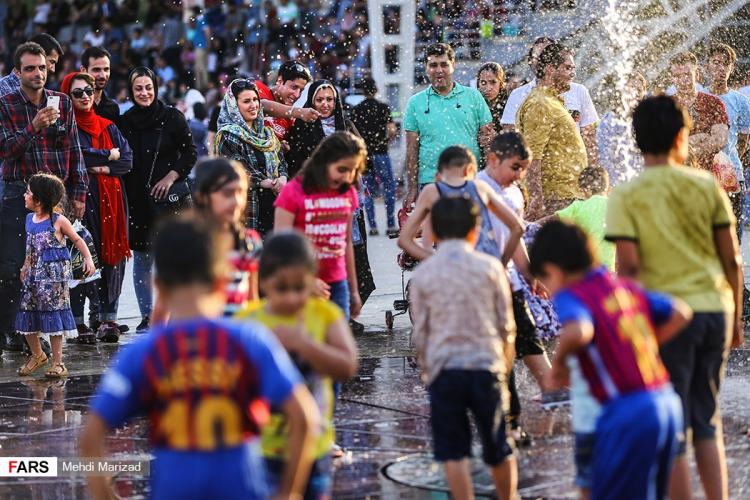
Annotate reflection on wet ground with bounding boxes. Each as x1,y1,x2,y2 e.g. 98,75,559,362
0,327,748,499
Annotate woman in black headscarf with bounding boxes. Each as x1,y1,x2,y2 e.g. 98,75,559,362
287,80,375,324
118,67,197,332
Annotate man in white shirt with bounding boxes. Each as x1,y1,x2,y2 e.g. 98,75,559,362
501,37,599,164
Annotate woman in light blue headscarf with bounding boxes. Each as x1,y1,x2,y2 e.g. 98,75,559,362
215,79,287,236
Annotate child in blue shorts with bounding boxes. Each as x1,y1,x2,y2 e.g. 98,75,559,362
529,220,691,500
79,214,320,499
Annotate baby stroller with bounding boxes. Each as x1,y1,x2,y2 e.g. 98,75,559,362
385,206,418,329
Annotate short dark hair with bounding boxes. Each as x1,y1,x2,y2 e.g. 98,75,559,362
536,43,573,79
437,145,476,173
277,60,312,83
300,131,367,193
259,230,317,281
28,173,65,216
153,212,230,289
431,196,479,241
632,95,692,155
529,220,596,277
527,36,556,64
80,46,111,68
579,167,609,194
490,132,531,161
29,33,63,58
425,43,455,63
193,101,208,121
14,42,45,70
361,77,377,97
708,43,737,66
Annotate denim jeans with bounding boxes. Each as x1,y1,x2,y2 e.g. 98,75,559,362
0,181,28,334
363,154,397,229
328,279,350,320
133,251,153,319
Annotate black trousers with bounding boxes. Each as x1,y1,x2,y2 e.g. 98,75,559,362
0,181,29,334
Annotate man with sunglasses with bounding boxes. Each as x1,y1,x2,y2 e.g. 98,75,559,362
255,61,320,142
0,42,87,357
80,46,119,123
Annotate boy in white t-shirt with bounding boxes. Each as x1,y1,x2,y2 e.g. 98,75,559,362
478,132,570,440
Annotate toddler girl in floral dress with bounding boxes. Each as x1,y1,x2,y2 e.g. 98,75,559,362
16,174,96,378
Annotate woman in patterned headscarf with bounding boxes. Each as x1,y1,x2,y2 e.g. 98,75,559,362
215,79,288,236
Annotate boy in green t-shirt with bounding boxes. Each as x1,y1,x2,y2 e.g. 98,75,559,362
605,95,743,500
554,167,616,271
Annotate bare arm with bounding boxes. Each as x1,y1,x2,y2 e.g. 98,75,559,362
386,122,397,140
690,124,729,156
713,226,744,348
404,131,420,205
79,413,118,500
261,99,320,122
614,240,640,278
738,133,749,158
547,320,594,390
277,385,318,499
274,207,296,230
526,159,545,220
653,297,693,345
581,123,599,167
278,317,357,380
397,186,437,261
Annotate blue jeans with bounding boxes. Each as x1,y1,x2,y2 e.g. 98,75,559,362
327,279,350,320
133,251,153,319
363,154,397,229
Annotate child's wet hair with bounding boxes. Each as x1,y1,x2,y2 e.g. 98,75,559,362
27,173,65,216
490,131,531,161
529,220,597,277
578,167,609,195
193,157,247,209
431,196,479,240
437,145,476,173
153,212,230,288
259,230,318,281
632,95,692,155
300,131,367,193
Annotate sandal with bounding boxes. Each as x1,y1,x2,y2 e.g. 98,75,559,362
17,353,48,376
45,363,68,379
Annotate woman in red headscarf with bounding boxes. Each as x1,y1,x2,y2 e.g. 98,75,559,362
62,72,133,344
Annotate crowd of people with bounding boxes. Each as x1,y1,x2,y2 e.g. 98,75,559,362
0,17,748,500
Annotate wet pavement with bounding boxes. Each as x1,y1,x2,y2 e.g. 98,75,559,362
0,207,749,498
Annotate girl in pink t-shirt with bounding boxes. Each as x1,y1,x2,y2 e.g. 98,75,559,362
274,132,367,318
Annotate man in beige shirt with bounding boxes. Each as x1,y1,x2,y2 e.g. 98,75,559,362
410,196,517,500
517,42,588,219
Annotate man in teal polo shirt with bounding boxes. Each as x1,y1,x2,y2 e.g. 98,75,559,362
403,43,495,206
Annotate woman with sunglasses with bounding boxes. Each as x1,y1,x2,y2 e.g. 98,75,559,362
61,72,133,344
215,79,287,237
118,67,197,333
